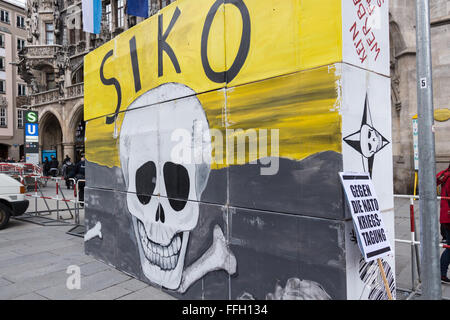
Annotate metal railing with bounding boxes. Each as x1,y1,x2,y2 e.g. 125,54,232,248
394,194,450,300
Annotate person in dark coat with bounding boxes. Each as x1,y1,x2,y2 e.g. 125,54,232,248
62,155,71,177
63,158,76,189
437,164,450,283
49,155,59,177
63,155,70,166
43,157,50,176
75,156,86,205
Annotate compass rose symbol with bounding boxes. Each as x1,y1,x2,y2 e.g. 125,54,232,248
343,94,390,177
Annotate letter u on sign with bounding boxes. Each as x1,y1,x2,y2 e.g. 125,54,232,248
26,123,38,136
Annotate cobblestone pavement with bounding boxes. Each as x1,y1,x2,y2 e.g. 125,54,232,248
0,180,448,300
0,179,174,300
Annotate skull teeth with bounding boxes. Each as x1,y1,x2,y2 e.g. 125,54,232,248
138,221,183,271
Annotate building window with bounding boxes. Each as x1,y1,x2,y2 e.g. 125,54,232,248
17,83,26,96
17,109,24,129
0,80,4,93
69,29,75,44
0,57,4,71
0,34,4,48
0,107,6,127
45,23,54,45
79,29,85,41
16,15,25,29
117,0,124,28
17,38,25,51
0,10,9,24
105,2,112,31
46,73,56,90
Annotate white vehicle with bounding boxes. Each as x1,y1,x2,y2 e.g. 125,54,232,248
0,173,29,230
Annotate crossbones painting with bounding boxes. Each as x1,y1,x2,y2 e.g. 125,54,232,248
119,83,236,292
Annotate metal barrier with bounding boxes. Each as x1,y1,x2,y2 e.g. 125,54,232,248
66,178,85,237
0,163,44,189
394,194,450,300
15,175,85,233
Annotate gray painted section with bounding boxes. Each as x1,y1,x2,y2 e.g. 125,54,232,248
85,153,347,299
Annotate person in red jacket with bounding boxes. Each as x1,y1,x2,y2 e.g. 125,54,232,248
437,164,450,283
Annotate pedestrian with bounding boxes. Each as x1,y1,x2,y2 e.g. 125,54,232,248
63,154,70,166
64,158,76,189
62,155,71,178
75,156,86,206
43,157,50,176
437,163,450,284
49,155,59,177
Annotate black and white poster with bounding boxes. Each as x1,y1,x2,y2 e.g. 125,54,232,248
339,172,391,262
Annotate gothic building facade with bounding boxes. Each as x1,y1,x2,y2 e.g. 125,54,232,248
17,0,174,164
389,0,450,193
0,0,27,161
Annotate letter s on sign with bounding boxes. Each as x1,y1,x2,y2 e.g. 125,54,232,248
100,50,122,125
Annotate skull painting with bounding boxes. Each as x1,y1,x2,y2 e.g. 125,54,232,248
360,124,382,158
119,83,211,290
343,94,390,176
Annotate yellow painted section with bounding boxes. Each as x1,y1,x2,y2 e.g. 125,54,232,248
225,65,342,168
226,0,342,87
86,66,342,168
85,115,120,167
434,108,450,122
85,0,342,121
85,0,344,168
84,0,226,121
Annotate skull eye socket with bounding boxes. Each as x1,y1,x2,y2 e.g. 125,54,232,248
135,161,157,205
163,162,190,211
368,130,372,139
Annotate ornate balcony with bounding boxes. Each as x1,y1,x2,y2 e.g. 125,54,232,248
66,83,84,100
29,88,60,107
21,45,63,70
27,83,84,107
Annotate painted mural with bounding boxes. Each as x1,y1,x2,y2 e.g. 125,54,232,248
84,0,394,299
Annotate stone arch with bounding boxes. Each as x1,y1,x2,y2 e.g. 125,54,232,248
71,63,84,85
39,109,64,164
39,107,64,130
389,17,406,56
67,102,84,134
67,102,85,163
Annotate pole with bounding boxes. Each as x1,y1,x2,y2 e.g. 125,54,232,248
413,174,421,283
410,198,416,290
415,0,441,299
377,259,393,300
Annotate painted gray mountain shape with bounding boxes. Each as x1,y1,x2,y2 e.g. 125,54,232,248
85,150,346,299
87,150,343,219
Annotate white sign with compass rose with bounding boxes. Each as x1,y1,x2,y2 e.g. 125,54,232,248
340,63,395,300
